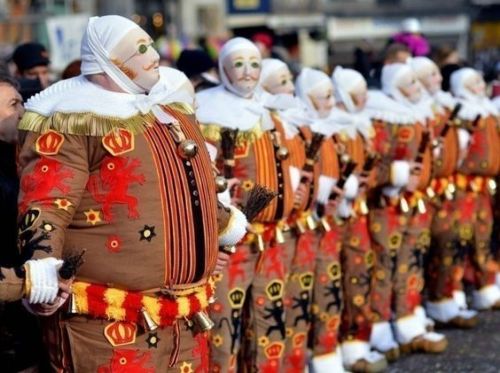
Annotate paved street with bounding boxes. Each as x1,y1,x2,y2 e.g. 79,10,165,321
389,311,500,372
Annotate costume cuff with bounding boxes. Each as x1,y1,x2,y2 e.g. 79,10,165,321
218,205,248,247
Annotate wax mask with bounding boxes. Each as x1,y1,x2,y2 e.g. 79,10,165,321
398,72,422,103
308,80,335,118
349,80,368,111
419,64,442,94
110,27,160,92
464,72,486,97
222,49,261,97
263,65,295,95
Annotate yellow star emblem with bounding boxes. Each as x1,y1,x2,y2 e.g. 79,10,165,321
54,198,72,211
84,209,102,225
179,361,193,373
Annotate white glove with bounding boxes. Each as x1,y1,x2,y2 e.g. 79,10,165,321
219,205,248,247
457,128,471,150
390,160,410,188
25,257,63,304
343,174,359,200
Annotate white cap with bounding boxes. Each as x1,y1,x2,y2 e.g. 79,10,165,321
332,66,366,113
402,18,421,33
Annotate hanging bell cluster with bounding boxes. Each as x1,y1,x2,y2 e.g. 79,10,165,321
215,176,228,193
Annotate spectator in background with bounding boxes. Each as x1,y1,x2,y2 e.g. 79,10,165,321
11,42,50,101
384,43,411,65
433,45,461,68
176,49,219,92
390,18,430,57
369,43,412,89
0,73,49,373
12,42,50,88
252,32,273,58
61,59,81,80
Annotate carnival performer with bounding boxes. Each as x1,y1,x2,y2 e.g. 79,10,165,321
332,66,388,372
446,67,500,311
16,15,246,372
197,38,297,372
257,58,321,373
295,67,357,372
410,57,479,328
364,63,448,359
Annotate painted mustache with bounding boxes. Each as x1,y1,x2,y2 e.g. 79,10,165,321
143,60,159,71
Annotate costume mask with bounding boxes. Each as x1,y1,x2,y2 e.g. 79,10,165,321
397,71,422,103
110,27,160,92
262,65,294,95
464,72,486,97
308,80,335,118
222,46,261,98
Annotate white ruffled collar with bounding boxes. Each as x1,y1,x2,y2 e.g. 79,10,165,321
25,67,193,121
365,90,418,125
454,94,499,121
195,85,267,131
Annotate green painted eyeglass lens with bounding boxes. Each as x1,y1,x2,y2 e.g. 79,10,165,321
138,44,148,54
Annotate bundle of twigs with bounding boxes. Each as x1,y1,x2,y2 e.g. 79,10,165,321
241,184,277,222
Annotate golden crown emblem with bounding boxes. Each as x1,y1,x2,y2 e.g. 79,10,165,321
228,288,246,309
35,130,64,155
104,321,137,347
265,280,284,301
264,342,284,359
102,128,134,156
299,272,314,290
327,262,341,281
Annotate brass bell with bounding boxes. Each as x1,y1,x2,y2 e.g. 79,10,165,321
141,308,159,331
295,220,306,235
256,233,265,252
215,176,228,193
426,186,436,199
488,178,497,195
320,217,331,232
177,139,198,159
192,311,215,332
306,215,317,230
276,146,289,160
275,227,285,244
340,154,351,165
68,293,78,314
359,199,369,215
417,198,426,214
400,197,409,213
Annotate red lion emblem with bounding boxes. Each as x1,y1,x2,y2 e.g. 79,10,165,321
97,349,154,373
19,156,74,212
87,155,145,222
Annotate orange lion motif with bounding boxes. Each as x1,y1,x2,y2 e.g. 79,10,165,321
87,155,145,222
19,156,74,213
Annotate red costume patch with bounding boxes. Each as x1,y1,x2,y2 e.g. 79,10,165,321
97,349,154,373
19,156,74,213
87,156,145,221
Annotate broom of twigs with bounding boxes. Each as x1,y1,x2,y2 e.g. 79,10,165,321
59,249,86,280
241,184,278,222
301,132,325,182
220,128,239,179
